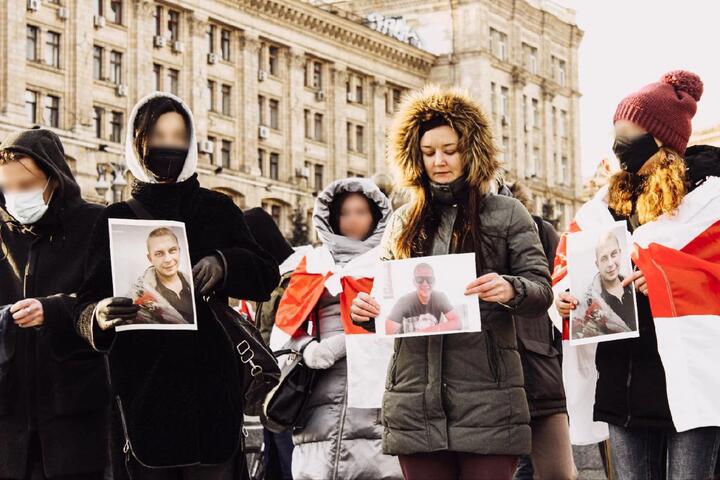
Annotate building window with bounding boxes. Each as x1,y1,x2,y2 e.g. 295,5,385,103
530,147,540,177
501,136,510,164
207,25,215,53
25,90,37,124
110,111,123,143
311,61,322,89
314,164,324,191
206,136,216,164
93,106,104,138
167,68,179,95
304,109,311,139
268,204,281,225
531,98,540,129
356,125,365,154
220,29,231,61
346,122,353,151
43,95,59,128
560,155,569,185
26,25,38,62
45,31,60,68
313,113,323,142
207,80,215,112
94,0,103,16
93,46,104,80
110,50,122,84
552,56,567,87
221,84,231,115
167,10,180,43
109,0,123,25
269,152,279,180
490,28,508,61
392,88,402,112
258,95,266,126
560,109,568,138
355,77,364,104
500,86,509,122
490,82,497,116
153,63,162,90
221,140,231,168
268,46,279,76
154,6,162,36
257,148,265,175
269,99,279,130
523,43,538,74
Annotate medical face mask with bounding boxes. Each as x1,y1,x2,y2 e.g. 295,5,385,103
4,180,50,225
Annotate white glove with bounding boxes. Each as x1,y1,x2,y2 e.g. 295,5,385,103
302,334,347,370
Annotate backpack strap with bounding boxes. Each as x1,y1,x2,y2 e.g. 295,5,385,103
125,198,154,220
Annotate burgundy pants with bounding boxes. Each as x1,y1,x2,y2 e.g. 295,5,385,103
398,451,519,480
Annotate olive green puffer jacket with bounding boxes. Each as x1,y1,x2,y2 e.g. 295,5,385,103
380,194,553,456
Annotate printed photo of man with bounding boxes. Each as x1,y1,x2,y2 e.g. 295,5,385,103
129,227,194,325
574,231,636,339
386,263,460,334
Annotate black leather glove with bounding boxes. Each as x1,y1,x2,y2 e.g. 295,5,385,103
95,297,139,331
193,255,225,296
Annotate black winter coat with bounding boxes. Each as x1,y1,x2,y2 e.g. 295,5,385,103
516,216,566,418
0,129,109,479
593,144,720,429
75,175,279,475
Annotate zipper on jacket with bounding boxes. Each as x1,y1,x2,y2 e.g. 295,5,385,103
623,355,633,427
331,376,350,480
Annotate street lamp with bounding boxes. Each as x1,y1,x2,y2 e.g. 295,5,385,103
95,162,128,204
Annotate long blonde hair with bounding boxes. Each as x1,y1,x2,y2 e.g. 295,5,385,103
607,147,687,224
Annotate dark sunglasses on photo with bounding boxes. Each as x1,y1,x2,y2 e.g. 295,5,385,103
414,276,435,285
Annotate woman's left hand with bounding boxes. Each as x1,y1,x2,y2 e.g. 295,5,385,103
465,272,515,304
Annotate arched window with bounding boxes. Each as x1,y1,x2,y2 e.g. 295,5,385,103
261,197,291,234
213,187,246,209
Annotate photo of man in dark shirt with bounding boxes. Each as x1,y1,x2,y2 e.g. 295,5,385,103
573,231,636,339
386,263,460,334
129,227,195,325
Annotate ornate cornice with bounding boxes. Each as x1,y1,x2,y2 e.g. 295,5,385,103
236,0,436,77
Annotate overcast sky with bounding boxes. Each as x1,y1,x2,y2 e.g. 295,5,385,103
556,0,719,177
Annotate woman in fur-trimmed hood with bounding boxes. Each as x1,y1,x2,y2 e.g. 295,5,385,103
555,70,720,480
351,85,554,479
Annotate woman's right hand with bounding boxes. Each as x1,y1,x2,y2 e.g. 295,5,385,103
350,292,381,323
95,297,139,331
555,291,579,319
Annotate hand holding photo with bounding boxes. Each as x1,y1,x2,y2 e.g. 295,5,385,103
109,219,197,332
567,221,639,345
371,253,481,338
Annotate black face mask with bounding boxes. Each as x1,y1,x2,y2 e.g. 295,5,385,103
143,147,187,182
612,133,659,174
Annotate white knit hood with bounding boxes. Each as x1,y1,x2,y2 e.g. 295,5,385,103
124,91,198,183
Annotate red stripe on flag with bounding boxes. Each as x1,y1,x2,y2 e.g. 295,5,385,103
340,277,374,335
275,257,329,337
633,226,720,318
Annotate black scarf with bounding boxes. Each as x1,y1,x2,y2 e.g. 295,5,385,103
130,174,201,221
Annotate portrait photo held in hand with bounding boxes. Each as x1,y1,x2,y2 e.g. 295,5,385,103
372,253,481,338
567,221,639,345
108,219,197,331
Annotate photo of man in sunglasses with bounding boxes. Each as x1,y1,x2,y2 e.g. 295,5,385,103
386,263,461,334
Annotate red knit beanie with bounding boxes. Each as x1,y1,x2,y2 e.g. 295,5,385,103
613,70,704,154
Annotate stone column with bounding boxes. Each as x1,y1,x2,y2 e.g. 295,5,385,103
68,0,95,133
287,47,306,185
188,11,209,164
1,0,29,123
239,32,261,175
329,64,348,180
370,78,387,175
